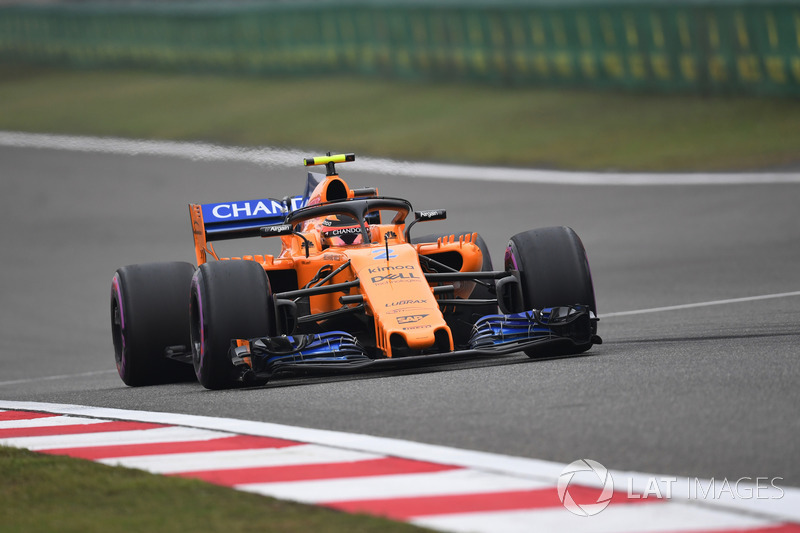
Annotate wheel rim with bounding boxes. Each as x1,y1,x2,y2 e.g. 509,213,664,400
504,243,519,271
189,283,205,378
111,276,126,376
504,241,529,310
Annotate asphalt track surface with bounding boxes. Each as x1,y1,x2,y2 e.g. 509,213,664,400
1,141,798,490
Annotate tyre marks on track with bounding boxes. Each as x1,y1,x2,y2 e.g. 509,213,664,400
3,131,800,185
1,402,798,533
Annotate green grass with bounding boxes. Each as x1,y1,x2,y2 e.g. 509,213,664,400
0,446,430,533
1,64,799,171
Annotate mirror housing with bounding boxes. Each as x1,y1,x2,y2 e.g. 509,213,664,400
405,209,447,242
414,209,447,221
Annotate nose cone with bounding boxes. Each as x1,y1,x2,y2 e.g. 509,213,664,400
349,244,453,357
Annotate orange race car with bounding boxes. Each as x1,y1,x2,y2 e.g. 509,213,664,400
111,154,601,389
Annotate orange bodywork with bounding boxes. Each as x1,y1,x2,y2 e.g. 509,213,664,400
189,173,485,358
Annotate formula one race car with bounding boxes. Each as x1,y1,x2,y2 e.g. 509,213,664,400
111,154,600,389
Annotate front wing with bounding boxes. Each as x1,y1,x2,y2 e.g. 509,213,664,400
230,305,600,384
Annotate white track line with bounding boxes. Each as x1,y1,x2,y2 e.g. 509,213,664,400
601,290,800,318
2,131,799,186
1,401,798,524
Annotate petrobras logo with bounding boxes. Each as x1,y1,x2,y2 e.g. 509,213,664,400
385,306,429,315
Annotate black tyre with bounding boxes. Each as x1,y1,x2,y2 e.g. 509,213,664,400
111,262,196,386
413,231,497,347
190,260,274,390
505,226,596,356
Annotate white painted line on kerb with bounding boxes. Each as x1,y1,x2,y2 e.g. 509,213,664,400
0,415,107,430
2,131,800,186
239,469,549,504
99,445,379,474
0,426,227,451
412,502,776,533
601,290,800,318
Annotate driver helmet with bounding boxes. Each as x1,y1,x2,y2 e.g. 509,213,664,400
321,214,366,247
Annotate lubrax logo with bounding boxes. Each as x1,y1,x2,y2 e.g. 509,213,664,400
397,314,428,324
368,265,414,274
371,273,419,283
386,299,427,307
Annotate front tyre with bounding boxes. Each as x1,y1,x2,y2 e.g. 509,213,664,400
190,260,274,390
111,262,196,386
505,226,596,356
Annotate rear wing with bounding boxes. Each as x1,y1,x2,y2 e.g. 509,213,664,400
189,172,321,265
196,197,300,241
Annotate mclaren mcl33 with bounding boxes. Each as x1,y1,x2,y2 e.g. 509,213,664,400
111,153,601,389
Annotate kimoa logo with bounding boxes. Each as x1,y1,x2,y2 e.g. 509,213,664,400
557,459,615,517
368,265,414,274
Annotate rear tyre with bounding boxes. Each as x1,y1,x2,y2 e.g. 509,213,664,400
111,262,196,386
190,260,274,390
505,226,596,357
413,231,497,347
